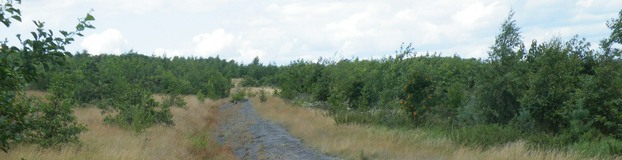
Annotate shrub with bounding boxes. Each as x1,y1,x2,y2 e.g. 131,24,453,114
98,82,181,133
242,77,259,87
401,69,433,122
259,88,268,102
230,89,247,103
10,73,88,147
22,98,87,147
196,91,206,103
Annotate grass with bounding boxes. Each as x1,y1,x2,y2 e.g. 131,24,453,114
1,93,235,160
251,96,603,160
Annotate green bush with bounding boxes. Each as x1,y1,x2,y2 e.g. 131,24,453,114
230,90,247,103
401,68,433,121
98,82,182,133
259,89,268,102
242,76,259,87
22,98,87,147
196,91,206,103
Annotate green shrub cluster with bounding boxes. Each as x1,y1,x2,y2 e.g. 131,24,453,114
28,51,239,133
240,57,280,87
275,10,622,155
259,89,268,102
230,88,247,103
33,52,238,101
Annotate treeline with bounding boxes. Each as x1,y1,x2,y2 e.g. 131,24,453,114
31,52,238,100
275,11,622,155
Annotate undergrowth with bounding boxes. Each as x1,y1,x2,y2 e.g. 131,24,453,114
290,97,622,158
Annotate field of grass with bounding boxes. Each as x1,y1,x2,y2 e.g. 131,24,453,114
251,96,604,160
8,90,620,159
1,92,235,160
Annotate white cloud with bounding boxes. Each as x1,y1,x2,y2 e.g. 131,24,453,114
90,0,164,15
172,0,229,12
9,0,618,65
80,29,129,55
525,0,563,9
237,47,266,63
193,29,235,56
576,0,594,8
326,12,371,40
276,2,350,15
453,2,500,29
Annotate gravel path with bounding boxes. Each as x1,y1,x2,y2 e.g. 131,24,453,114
217,101,337,160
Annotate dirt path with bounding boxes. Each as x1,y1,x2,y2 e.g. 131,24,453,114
216,101,337,160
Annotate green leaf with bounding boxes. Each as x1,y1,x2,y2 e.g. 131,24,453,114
1,20,10,27
59,30,69,37
85,14,95,21
6,8,16,14
11,15,21,22
33,20,44,28
76,24,84,31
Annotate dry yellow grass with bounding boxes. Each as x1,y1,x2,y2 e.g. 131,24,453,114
245,87,278,95
229,78,278,96
1,94,235,160
252,96,595,160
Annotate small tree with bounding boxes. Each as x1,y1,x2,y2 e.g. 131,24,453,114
0,0,95,151
97,78,184,133
401,69,433,121
259,88,268,102
23,73,88,147
196,91,206,103
476,10,527,124
230,88,247,103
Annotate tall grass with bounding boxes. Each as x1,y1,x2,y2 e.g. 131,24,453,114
1,94,235,160
252,96,605,160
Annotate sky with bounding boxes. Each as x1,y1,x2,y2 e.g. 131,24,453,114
2,0,621,65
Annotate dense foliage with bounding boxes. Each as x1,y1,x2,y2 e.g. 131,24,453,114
275,10,622,155
0,0,93,151
30,52,240,132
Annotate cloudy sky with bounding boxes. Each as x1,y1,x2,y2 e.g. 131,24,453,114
3,0,621,64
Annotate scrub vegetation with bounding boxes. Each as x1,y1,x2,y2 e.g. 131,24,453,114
272,10,622,158
3,0,622,159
